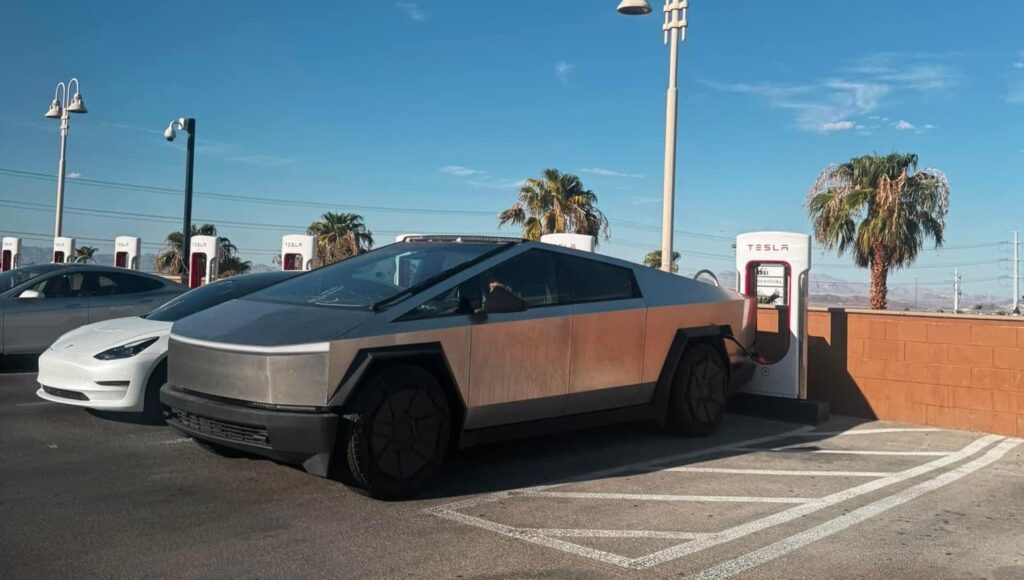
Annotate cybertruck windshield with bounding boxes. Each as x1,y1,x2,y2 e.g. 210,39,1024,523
146,272,296,322
248,242,508,310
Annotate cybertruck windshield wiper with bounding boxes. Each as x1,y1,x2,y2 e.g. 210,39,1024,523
370,243,514,312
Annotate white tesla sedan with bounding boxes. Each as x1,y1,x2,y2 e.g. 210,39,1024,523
36,271,298,418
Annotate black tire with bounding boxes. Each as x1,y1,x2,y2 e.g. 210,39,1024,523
141,360,168,425
667,342,728,436
342,364,451,500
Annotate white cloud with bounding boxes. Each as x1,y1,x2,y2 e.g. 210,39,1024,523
396,2,426,22
580,167,643,178
1015,62,1024,69
894,120,915,131
555,61,573,83
1010,52,1024,103
820,120,854,133
440,165,483,177
629,196,661,206
704,53,958,134
68,171,81,179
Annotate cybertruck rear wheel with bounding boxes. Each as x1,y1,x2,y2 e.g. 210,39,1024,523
342,364,451,500
667,342,728,436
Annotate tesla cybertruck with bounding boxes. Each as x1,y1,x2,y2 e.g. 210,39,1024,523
162,236,756,498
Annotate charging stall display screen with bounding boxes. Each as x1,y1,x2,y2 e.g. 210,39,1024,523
190,254,207,288
53,251,66,263
1,251,10,271
115,252,128,268
754,264,789,306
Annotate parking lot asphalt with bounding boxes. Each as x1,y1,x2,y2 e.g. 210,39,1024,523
3,364,1024,579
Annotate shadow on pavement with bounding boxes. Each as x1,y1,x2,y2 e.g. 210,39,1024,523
0,354,39,374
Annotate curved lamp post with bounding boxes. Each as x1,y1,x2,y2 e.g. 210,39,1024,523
617,0,688,273
45,78,88,238
164,117,196,281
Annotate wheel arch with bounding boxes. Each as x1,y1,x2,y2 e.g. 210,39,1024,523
652,325,732,427
327,343,467,441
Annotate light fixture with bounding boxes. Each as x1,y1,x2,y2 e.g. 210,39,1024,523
45,99,62,118
164,121,177,142
67,92,87,114
617,0,652,15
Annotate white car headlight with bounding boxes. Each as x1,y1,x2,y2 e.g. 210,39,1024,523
94,337,159,361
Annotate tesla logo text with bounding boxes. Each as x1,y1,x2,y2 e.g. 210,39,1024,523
747,243,790,252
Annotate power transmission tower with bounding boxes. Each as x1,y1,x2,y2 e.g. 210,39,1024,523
953,268,961,314
1013,231,1020,315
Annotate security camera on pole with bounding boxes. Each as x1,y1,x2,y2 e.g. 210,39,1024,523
617,0,688,273
164,117,196,284
44,78,88,238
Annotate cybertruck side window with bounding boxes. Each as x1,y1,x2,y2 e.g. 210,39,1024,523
557,254,640,303
402,250,566,320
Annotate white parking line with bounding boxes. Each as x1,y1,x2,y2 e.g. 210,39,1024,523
737,447,949,457
795,428,940,436
665,467,892,478
631,434,1002,568
15,401,54,407
684,438,1023,580
520,491,811,504
528,529,710,540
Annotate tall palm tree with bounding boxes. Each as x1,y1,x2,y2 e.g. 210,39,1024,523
497,168,609,242
307,212,374,266
807,153,950,310
644,250,680,273
74,245,98,264
154,224,248,277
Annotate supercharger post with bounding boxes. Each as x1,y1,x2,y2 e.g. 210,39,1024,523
53,236,75,264
281,235,316,271
734,231,824,421
1,237,21,271
188,235,219,288
540,233,596,253
114,236,141,270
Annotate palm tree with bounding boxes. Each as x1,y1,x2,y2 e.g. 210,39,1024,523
497,168,609,242
306,212,374,266
643,250,680,273
154,224,248,277
807,153,949,310
74,245,98,264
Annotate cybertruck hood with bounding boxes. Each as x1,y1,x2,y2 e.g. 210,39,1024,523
170,297,374,348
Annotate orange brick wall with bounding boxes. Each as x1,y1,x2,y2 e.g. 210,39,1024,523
757,308,1024,436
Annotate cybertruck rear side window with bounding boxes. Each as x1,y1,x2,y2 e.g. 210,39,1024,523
557,254,640,303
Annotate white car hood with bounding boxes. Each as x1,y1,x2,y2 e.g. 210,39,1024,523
49,316,172,354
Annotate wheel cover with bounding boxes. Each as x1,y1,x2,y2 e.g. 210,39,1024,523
686,356,726,423
369,387,444,479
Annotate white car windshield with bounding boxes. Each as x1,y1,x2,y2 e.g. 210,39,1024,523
249,242,506,309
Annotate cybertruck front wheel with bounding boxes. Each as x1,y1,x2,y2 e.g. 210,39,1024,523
342,364,451,500
667,342,728,436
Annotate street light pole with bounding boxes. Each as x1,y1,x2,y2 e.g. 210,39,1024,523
165,117,196,282
45,78,88,238
618,0,689,273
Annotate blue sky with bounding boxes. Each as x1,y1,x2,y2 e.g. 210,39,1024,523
1,0,1022,299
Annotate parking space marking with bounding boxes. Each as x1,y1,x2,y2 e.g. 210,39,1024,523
430,432,1005,571
739,446,949,456
527,529,710,540
520,491,811,504
14,401,54,407
794,428,940,436
684,438,1023,580
665,467,893,478
632,434,1002,568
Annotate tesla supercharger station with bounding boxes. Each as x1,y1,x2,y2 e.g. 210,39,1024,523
188,235,219,288
53,237,75,264
540,233,596,252
114,236,141,270
281,235,316,271
735,231,811,400
1,237,21,271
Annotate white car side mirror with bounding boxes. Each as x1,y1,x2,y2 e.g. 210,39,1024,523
17,289,42,299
